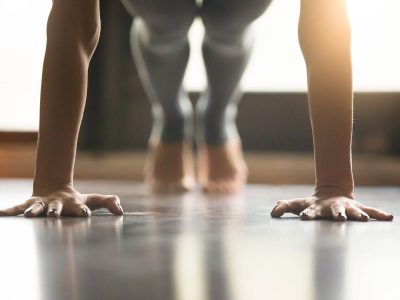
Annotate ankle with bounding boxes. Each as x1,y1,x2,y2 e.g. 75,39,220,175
152,101,194,143
196,113,238,146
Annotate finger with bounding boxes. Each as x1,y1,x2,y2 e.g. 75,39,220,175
271,197,312,218
361,206,393,221
47,200,63,218
69,203,91,218
61,201,90,217
24,201,46,218
330,203,347,221
86,194,123,215
300,207,318,221
0,202,31,216
270,200,290,218
346,206,369,222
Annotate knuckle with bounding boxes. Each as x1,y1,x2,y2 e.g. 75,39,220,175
51,199,62,206
15,204,25,210
107,195,119,204
303,199,313,206
65,197,79,205
331,202,342,210
36,200,46,207
276,200,287,207
355,202,365,209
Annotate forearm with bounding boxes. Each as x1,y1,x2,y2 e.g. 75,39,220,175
299,0,354,196
308,60,354,196
33,2,100,194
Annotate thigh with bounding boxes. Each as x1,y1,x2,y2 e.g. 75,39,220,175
121,0,197,34
201,0,273,35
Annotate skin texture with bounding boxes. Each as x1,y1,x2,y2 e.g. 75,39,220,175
197,139,248,193
144,142,195,192
0,184,123,218
271,187,393,222
271,0,393,221
0,0,123,218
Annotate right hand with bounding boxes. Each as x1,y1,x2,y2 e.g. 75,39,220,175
0,184,123,218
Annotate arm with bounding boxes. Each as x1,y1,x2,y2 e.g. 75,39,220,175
0,0,122,218
271,0,392,221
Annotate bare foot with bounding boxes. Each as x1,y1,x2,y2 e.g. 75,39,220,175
198,139,248,193
144,142,195,193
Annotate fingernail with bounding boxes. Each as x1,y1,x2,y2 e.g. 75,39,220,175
338,212,346,220
271,206,277,214
82,208,88,215
24,209,34,218
118,204,124,214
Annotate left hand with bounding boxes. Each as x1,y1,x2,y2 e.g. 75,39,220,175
271,192,393,221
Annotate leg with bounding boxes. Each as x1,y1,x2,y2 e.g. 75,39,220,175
197,0,272,193
121,0,197,192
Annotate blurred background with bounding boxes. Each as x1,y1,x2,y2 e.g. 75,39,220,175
0,0,399,185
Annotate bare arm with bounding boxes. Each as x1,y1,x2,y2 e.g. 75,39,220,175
299,0,354,196
34,0,101,190
271,0,392,221
0,0,123,218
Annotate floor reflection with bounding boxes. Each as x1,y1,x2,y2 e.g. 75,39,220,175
0,219,41,300
312,222,347,300
172,193,246,300
1,182,399,300
345,221,400,299
33,217,123,300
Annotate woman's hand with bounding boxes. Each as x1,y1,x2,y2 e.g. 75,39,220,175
271,189,393,221
0,184,123,218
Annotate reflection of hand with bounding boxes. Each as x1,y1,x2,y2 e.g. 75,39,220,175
0,184,123,218
271,188,393,221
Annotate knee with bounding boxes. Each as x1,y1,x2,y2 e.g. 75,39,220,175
122,0,196,43
47,1,101,55
202,0,271,44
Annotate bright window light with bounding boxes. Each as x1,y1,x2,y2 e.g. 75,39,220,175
185,0,400,92
0,0,51,131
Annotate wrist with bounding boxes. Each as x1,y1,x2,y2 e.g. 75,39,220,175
314,185,354,200
32,180,75,196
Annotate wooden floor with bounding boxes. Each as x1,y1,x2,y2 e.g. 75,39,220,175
0,180,399,300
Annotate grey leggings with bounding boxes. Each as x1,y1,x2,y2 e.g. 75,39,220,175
121,0,272,145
